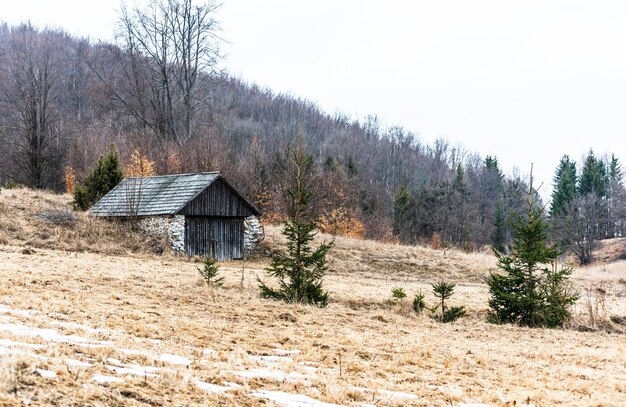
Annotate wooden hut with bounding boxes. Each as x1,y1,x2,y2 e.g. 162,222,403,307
89,172,263,260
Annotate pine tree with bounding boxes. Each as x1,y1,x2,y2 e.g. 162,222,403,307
197,257,224,302
549,155,577,218
487,170,579,328
393,186,413,242
258,132,333,307
492,201,507,253
607,154,626,238
73,145,124,210
579,150,608,197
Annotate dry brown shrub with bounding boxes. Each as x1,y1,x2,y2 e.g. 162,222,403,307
318,207,364,239
430,232,442,250
64,166,76,194
125,149,156,177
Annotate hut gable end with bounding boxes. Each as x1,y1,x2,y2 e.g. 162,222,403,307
181,178,257,217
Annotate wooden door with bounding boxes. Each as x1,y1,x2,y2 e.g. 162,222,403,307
184,217,244,260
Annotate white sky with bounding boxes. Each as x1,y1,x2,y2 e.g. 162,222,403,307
3,0,626,197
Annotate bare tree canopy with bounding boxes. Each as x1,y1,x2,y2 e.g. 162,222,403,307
109,0,222,145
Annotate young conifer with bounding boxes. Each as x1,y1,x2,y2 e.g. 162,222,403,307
259,131,332,307
487,168,579,327
73,145,123,210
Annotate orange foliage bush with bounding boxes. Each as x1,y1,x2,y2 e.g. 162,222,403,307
431,232,442,250
125,149,156,177
64,166,76,194
318,207,364,239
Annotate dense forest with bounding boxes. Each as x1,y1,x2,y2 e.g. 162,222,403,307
0,1,624,259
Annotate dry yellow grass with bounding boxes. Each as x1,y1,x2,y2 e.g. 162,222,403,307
0,188,624,406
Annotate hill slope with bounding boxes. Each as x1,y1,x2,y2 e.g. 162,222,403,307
0,188,625,406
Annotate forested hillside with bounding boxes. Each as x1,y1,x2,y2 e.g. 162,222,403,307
0,3,624,252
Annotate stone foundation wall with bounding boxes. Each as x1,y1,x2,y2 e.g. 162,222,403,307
244,215,264,253
137,215,185,253
137,215,261,256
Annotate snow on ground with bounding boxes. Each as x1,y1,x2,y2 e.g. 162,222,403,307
273,348,302,356
252,390,344,407
227,368,313,382
0,304,485,405
159,353,191,365
349,387,419,400
0,322,114,347
35,368,57,379
194,380,240,394
92,374,124,384
248,354,294,363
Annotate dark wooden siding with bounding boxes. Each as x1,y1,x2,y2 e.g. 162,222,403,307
184,217,244,260
181,178,256,217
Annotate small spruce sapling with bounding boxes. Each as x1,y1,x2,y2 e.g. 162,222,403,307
412,290,426,314
391,287,407,304
487,167,579,327
431,281,466,323
258,131,333,307
198,257,224,302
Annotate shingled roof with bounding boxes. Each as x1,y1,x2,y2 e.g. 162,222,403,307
90,172,239,217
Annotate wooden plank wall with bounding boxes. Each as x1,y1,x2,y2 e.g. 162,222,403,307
184,217,244,260
182,179,255,217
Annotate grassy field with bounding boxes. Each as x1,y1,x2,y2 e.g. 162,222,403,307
0,187,624,406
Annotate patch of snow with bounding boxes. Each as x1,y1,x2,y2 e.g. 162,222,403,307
0,305,37,317
0,339,46,350
194,380,239,394
0,346,43,359
273,348,302,356
228,368,312,382
106,358,161,373
160,353,191,366
147,339,162,344
252,390,343,407
65,358,92,367
50,320,107,334
117,348,149,356
299,365,319,375
203,348,217,356
106,365,158,377
427,384,463,397
0,323,113,347
92,374,124,384
350,387,419,400
249,355,294,364
35,368,57,379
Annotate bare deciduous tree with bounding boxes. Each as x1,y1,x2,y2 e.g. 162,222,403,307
1,24,68,190
99,0,222,146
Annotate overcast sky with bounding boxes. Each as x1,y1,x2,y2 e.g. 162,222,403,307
3,0,626,197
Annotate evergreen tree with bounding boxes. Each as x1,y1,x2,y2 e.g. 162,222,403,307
609,154,622,184
492,201,507,253
483,156,506,249
197,257,224,302
487,171,579,328
259,132,333,307
579,150,608,197
393,186,413,242
607,154,626,237
73,145,124,210
447,164,471,245
549,155,578,218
